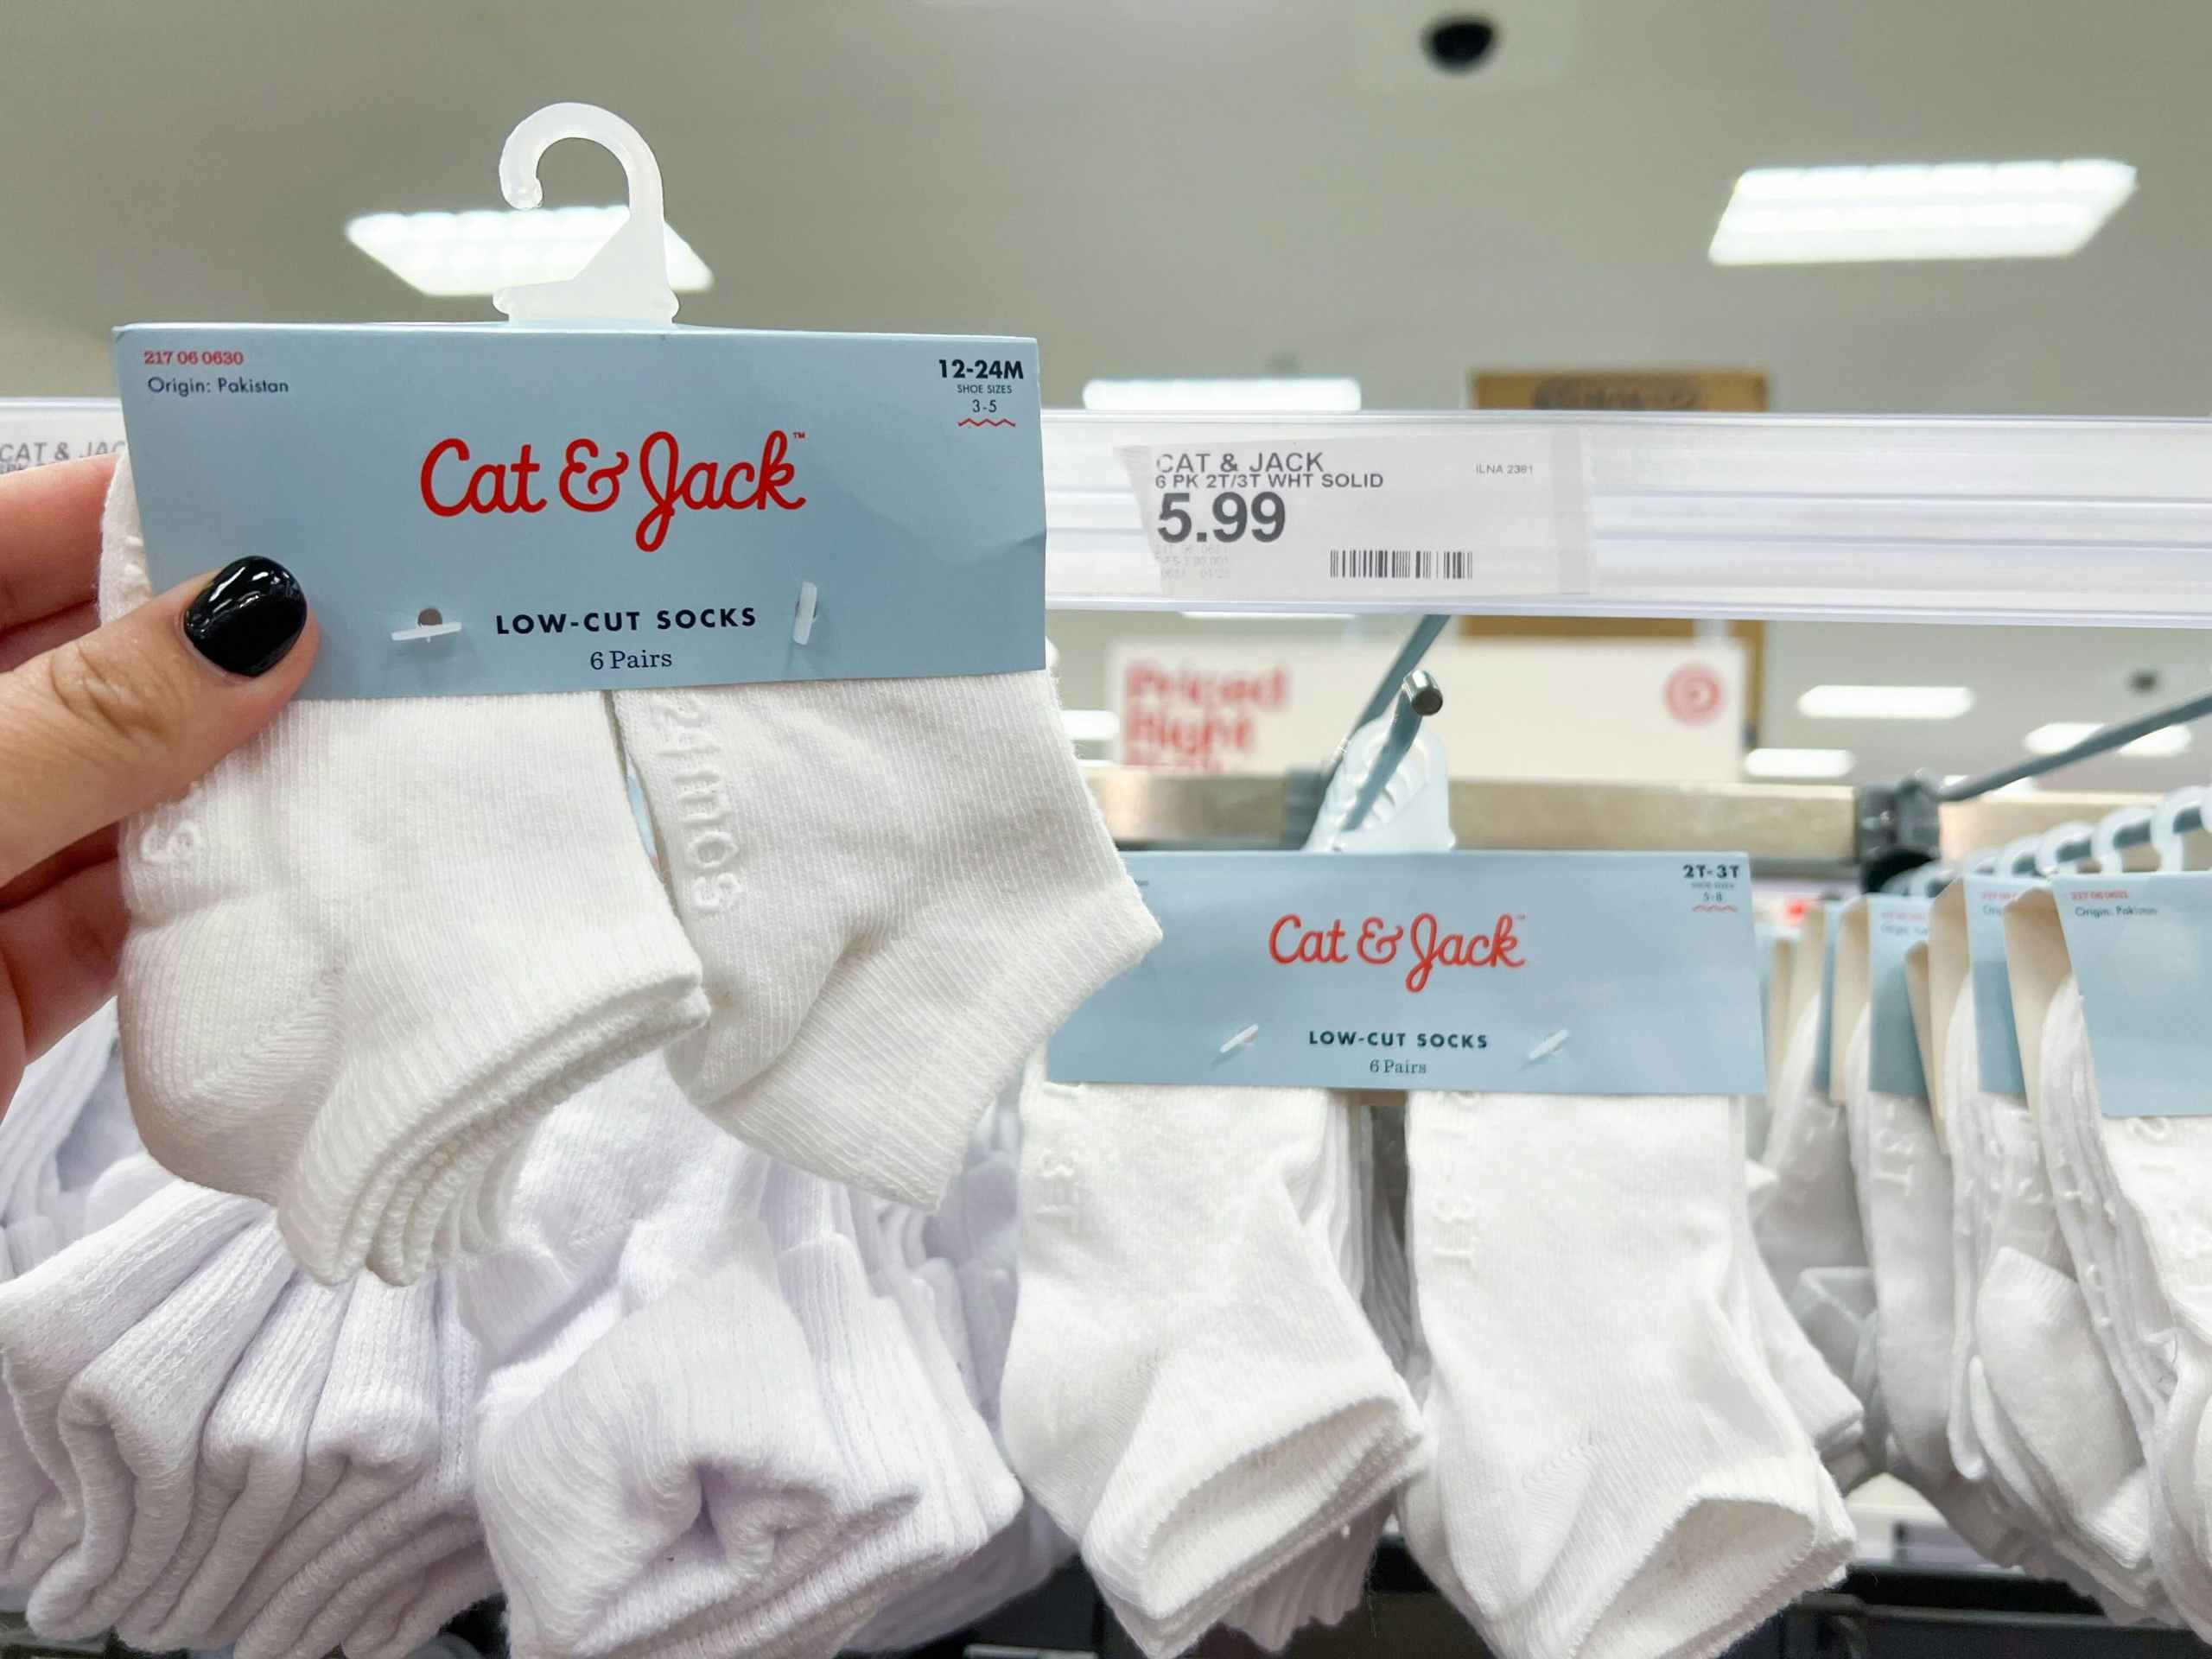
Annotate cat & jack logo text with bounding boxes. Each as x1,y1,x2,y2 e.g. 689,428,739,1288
419,428,806,552
1268,910,1521,1076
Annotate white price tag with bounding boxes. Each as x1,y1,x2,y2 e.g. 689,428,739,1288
0,404,124,477
1116,429,1591,605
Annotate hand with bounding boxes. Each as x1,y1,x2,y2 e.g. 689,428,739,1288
0,454,318,1109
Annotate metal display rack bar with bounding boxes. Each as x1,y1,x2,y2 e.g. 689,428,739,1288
1084,768,2169,884
1044,409,2212,626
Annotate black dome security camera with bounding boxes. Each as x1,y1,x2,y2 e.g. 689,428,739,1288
1424,15,1498,72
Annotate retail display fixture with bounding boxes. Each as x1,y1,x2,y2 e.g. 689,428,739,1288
1045,409,2212,626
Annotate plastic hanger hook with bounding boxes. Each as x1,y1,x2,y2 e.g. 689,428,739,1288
494,103,679,326
2091,804,2155,874
2152,785,2207,873
2034,819,2096,877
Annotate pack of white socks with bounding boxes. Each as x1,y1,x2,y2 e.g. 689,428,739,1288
1397,1089,1852,1659
94,455,1159,1282
2037,978,2212,1634
1001,1078,1428,1659
1726,924,2212,1630
461,1056,1049,1659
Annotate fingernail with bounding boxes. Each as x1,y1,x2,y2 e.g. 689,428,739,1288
183,557,308,677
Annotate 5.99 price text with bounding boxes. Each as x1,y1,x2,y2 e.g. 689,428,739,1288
1154,489,1287,545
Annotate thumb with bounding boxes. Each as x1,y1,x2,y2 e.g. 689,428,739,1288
0,557,316,884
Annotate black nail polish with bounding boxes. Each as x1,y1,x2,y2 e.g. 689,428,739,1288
183,557,308,677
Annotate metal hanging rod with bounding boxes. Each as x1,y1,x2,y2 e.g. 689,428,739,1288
1291,613,1452,845
1341,671,1444,836
1933,686,2212,804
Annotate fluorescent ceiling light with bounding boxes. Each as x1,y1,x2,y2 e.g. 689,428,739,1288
2024,720,2194,758
2125,727,2194,757
1745,747,1854,779
1709,160,2137,265
2025,721,2099,753
1081,377,1362,412
1060,709,1122,743
346,207,714,297
1796,683,1974,721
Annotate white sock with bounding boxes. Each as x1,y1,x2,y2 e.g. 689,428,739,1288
1940,987,2002,1491
1230,1106,1423,1656
117,1268,354,1652
1978,1248,2165,1612
854,1503,1076,1656
0,1183,259,1595
31,1219,296,1639
206,1275,444,1648
612,676,1158,1210
235,1275,487,1659
1837,1014,1965,1492
845,1188,1033,1651
1229,1503,1390,1655
879,1072,1081,1645
1225,1098,1391,1652
1740,1165,1868,1491
922,1064,1029,1434
465,1060,840,1659
44,1049,140,1253
476,1130,864,1659
1398,1090,1851,1659
1002,1078,1425,1659
751,1164,988,1649
456,1057,753,1381
1751,1001,1868,1306
0,1004,116,1229
492,1160,950,1659
2044,979,2212,1632
2036,1001,2168,1445
1961,1023,2163,1613
99,457,711,1286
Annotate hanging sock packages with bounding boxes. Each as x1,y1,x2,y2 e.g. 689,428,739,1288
1001,1078,1427,1659
1397,1089,1853,1659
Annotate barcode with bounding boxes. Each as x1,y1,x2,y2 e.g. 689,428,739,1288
1328,549,1473,582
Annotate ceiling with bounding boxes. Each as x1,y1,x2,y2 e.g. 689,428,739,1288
9,1,2212,800
3,0,2209,416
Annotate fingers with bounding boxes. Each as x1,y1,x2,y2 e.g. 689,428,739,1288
0,559,316,886
0,825,118,911
0,454,114,635
0,856,123,1100
0,599,95,674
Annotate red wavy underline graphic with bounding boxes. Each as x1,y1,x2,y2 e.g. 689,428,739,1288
957,416,1018,427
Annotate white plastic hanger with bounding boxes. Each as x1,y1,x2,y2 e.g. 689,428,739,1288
2151,785,2208,872
1305,677,1453,855
2034,818,2096,877
2092,804,2156,874
1997,834,2046,879
1882,861,1949,896
494,102,680,326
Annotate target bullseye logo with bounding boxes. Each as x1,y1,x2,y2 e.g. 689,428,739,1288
1665,664,1726,725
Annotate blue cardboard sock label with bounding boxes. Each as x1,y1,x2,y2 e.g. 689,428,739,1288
1049,850,1764,1095
115,324,1043,700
